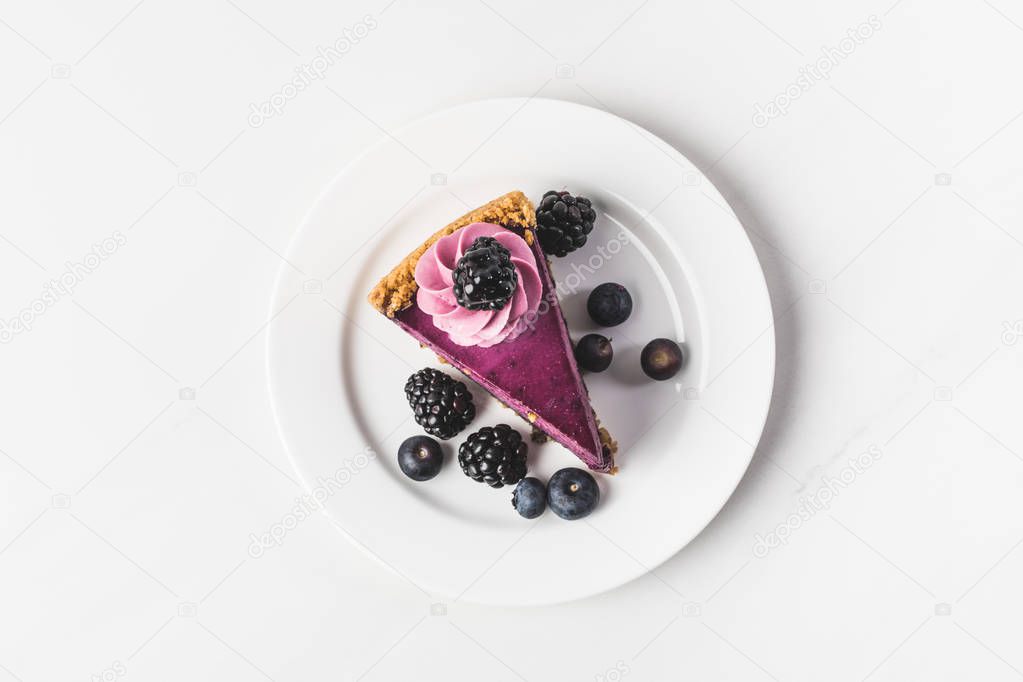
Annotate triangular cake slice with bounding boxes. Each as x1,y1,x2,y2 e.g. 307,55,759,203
368,191,616,473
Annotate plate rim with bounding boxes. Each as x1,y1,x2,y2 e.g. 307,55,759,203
266,96,776,605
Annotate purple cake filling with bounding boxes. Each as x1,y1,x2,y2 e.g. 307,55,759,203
392,224,609,471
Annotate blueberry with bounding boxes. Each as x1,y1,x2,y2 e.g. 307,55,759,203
641,338,683,381
547,468,600,520
511,478,546,519
587,283,632,327
574,333,613,372
397,435,443,481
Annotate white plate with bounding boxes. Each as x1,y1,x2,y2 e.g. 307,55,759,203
267,98,774,606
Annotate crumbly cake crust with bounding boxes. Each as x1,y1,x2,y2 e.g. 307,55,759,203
597,420,619,474
367,191,536,317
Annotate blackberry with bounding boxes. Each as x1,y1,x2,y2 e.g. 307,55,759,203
458,424,528,488
452,236,517,310
404,368,475,439
536,190,596,257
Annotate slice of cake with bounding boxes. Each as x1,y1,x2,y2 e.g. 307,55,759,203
368,191,616,473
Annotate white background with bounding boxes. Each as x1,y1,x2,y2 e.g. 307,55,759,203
2,0,1023,680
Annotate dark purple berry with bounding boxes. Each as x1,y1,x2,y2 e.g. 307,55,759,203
547,468,600,520
512,478,546,518
587,283,632,327
574,334,613,372
397,436,443,481
640,339,683,381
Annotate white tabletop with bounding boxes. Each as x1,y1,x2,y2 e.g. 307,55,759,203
3,1,1022,680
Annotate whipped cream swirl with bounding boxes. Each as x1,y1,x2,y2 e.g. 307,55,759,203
414,222,542,347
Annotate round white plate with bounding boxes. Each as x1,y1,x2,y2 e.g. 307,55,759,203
267,98,774,605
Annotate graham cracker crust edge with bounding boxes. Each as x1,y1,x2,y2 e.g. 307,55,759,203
366,190,536,318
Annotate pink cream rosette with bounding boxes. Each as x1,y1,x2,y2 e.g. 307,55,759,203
413,222,542,347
